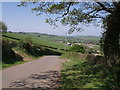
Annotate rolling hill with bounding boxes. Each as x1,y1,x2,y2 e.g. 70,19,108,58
18,32,101,45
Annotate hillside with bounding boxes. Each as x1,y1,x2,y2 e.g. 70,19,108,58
3,32,70,50
16,32,100,45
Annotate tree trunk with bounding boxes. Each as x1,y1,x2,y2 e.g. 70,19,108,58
103,4,120,66
104,29,120,66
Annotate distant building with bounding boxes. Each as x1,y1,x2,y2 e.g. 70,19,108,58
74,43,81,45
67,42,71,45
66,42,74,46
56,41,64,43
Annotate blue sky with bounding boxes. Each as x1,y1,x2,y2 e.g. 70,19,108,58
2,2,103,36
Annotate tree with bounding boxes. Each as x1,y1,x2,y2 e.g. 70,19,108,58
69,44,85,53
18,1,120,66
25,37,33,45
0,21,7,33
100,3,120,66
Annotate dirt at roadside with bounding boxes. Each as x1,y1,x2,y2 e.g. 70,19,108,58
13,49,34,61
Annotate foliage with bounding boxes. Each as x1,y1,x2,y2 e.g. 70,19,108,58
100,3,120,66
18,2,114,33
61,52,87,61
16,36,62,56
0,21,7,33
18,2,120,67
61,53,120,89
69,44,85,53
18,40,43,57
2,34,63,69
3,35,62,57
2,38,23,64
24,37,33,45
2,37,62,69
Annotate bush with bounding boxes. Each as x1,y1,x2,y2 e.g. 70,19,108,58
24,37,33,45
61,53,120,88
0,21,7,33
2,39,23,64
69,44,85,53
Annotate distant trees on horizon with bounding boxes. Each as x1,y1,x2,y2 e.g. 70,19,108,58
0,21,7,33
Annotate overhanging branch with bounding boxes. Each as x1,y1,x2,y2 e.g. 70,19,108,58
96,2,113,13
86,8,104,16
62,2,72,17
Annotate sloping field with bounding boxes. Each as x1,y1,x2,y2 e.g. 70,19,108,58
3,33,70,50
24,32,100,45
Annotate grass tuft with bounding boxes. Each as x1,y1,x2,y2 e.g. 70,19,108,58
60,53,107,88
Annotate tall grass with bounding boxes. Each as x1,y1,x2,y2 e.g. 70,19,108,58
60,53,119,88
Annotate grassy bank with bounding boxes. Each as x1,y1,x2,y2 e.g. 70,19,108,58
2,49,41,70
2,35,63,69
60,53,119,89
2,61,27,69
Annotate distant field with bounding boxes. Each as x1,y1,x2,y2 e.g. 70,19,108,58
3,32,101,51
24,32,101,45
3,33,70,50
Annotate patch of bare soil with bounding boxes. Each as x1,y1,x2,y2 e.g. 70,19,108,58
13,49,33,61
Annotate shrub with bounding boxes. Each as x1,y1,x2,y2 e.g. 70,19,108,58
86,54,105,65
24,37,33,45
2,38,23,64
69,44,85,53
86,54,96,64
0,21,7,33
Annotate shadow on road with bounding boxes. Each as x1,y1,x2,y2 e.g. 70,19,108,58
9,70,61,89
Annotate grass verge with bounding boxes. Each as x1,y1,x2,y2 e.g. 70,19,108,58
2,61,27,69
2,48,42,70
60,52,109,88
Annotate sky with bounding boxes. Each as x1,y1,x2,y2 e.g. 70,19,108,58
2,2,104,36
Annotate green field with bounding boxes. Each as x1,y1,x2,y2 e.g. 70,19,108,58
3,32,70,50
24,32,100,45
3,32,101,53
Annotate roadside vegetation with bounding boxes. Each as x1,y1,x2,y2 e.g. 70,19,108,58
1,1,120,89
61,53,120,89
1,32,104,72
19,2,120,89
2,31,119,89
2,37,31,69
2,61,27,69
2,35,62,69
69,44,85,53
